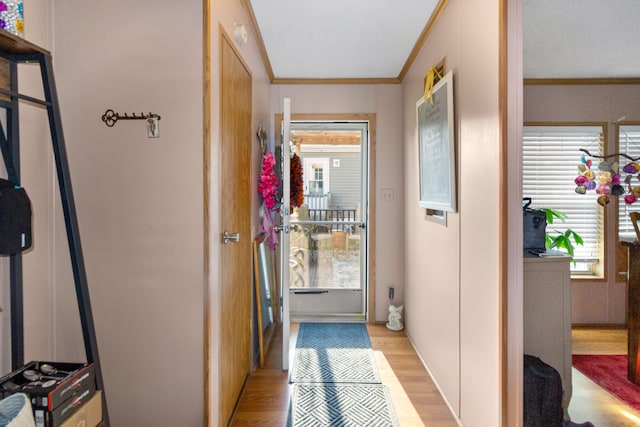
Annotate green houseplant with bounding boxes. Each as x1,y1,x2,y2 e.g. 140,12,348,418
539,208,584,257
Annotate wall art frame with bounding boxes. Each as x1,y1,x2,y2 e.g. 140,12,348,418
416,70,456,212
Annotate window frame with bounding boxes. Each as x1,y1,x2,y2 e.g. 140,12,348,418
616,122,640,282
523,122,608,280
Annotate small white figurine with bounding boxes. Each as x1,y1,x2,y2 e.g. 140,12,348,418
386,304,404,331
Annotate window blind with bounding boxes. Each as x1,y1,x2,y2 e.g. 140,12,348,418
523,126,604,266
618,125,640,239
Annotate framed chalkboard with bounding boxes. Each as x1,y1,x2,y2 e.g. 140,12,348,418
416,71,456,212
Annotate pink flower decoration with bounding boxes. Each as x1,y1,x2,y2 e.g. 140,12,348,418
258,152,280,210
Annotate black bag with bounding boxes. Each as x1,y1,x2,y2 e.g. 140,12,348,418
523,197,546,251
0,178,32,254
523,354,564,427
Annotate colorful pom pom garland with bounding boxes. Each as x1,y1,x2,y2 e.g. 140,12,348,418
575,149,640,207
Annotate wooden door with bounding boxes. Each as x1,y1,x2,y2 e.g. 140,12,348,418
219,33,252,426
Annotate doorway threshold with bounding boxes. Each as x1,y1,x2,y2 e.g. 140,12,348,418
290,313,367,323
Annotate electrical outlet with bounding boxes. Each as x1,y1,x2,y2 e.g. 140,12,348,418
388,286,394,300
381,188,394,201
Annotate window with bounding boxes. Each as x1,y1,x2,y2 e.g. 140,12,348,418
618,125,640,239
310,165,324,195
523,125,605,276
303,158,330,197
617,125,640,280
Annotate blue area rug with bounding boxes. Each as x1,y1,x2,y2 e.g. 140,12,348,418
290,323,380,384
288,383,399,427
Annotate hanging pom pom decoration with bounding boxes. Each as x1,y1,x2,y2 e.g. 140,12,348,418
290,153,304,208
575,154,598,195
575,148,640,206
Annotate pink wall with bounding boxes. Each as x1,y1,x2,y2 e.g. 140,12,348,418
51,1,272,424
2,1,273,424
525,84,640,324
51,1,206,425
402,0,503,424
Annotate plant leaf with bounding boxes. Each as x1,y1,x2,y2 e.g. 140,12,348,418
541,208,567,225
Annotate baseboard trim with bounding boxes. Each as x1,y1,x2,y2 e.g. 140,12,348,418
404,329,464,427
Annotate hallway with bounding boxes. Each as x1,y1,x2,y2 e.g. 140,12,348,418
232,324,458,426
232,326,640,426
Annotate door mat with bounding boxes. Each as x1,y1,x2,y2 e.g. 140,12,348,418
290,323,380,384
572,354,640,413
288,383,399,427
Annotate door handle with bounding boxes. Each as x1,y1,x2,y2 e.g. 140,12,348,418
292,290,329,295
222,231,240,244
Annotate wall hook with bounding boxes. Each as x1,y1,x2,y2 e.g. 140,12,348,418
101,109,161,138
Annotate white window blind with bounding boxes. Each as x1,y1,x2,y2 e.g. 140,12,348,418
523,126,604,268
618,125,640,239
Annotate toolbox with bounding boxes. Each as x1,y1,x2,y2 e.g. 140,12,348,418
0,361,96,427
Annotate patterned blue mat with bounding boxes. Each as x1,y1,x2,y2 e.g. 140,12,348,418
288,383,399,427
290,323,380,384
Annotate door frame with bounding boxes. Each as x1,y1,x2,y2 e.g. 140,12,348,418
275,113,377,323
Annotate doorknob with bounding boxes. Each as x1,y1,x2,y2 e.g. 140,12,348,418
222,231,240,244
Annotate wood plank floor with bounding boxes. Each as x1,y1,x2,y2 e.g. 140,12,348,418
232,325,640,426
231,324,458,426
569,327,640,426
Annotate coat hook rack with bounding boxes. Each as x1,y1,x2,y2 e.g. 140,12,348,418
101,109,161,127
101,109,161,138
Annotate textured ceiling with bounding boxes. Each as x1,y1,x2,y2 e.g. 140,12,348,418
248,0,439,80
523,0,640,79
247,0,640,81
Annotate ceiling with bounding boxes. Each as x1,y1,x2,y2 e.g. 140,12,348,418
245,0,640,82
523,0,640,79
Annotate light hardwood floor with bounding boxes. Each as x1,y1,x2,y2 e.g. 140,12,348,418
569,327,640,426
232,325,640,426
232,324,458,426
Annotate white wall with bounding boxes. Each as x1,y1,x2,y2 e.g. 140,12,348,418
402,0,502,424
525,84,640,325
270,84,405,322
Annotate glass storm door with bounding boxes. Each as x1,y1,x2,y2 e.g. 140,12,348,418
287,121,369,322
